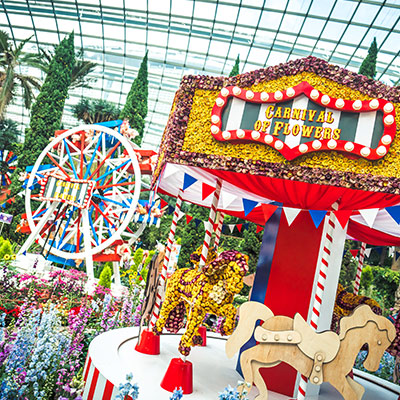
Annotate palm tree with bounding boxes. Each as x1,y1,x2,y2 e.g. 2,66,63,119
0,30,42,119
73,98,121,124
32,48,97,90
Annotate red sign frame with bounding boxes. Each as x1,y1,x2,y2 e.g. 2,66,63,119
210,81,396,161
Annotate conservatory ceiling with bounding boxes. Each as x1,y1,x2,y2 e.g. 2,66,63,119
1,0,399,149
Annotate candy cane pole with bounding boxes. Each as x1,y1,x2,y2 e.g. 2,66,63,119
353,242,367,295
199,179,222,270
296,201,339,400
149,189,183,328
214,211,225,250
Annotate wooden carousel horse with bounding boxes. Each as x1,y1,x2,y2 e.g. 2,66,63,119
226,301,395,400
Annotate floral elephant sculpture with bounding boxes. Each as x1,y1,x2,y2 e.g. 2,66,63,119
154,249,248,356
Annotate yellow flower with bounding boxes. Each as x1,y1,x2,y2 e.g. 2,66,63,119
11,254,16,260
4,254,10,261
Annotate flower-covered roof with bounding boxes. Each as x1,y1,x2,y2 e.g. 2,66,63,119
154,56,400,195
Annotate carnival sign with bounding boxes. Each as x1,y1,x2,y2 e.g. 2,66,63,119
39,174,95,209
210,81,396,160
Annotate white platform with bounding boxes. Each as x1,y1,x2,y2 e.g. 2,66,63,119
86,327,400,399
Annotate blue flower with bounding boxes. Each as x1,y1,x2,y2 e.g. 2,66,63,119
170,387,183,399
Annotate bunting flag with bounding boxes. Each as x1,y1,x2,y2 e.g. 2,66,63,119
388,246,395,257
237,224,242,232
194,219,201,228
386,205,400,225
202,183,216,201
349,249,359,258
244,223,249,230
177,210,185,221
396,251,400,260
168,205,175,215
261,203,278,224
334,209,353,229
283,207,301,226
186,215,193,224
221,192,237,209
308,210,327,229
256,225,264,233
228,224,235,233
163,163,179,180
375,247,383,255
160,198,168,209
365,248,372,257
242,198,258,217
182,173,197,191
359,208,379,228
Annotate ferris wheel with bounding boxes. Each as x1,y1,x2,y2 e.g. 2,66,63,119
18,124,142,279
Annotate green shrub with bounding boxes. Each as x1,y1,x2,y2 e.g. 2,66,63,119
98,264,112,289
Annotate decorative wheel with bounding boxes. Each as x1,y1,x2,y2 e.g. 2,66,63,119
20,124,141,273
0,150,17,186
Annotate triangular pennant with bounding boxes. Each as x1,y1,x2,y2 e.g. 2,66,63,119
17,191,24,197
364,248,372,257
334,209,353,229
237,224,242,232
222,192,237,209
308,210,327,229
29,185,36,190
359,208,379,228
261,204,278,224
256,225,264,233
160,199,168,209
194,219,201,228
177,210,185,221
22,251,26,256
163,163,179,180
203,220,209,230
386,205,400,225
396,251,400,260
168,205,175,215
228,224,235,233
375,246,383,255
388,246,395,257
186,215,193,224
202,183,216,201
182,173,197,191
349,249,359,258
242,198,258,217
283,207,301,226
244,223,249,230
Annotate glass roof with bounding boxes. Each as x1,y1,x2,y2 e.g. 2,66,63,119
1,0,399,149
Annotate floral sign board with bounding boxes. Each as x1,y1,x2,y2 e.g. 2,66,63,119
153,56,400,195
210,82,395,161
39,174,95,209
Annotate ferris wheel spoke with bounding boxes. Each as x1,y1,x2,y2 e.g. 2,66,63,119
46,152,71,179
63,139,79,179
87,211,99,245
83,132,104,179
95,180,135,190
88,141,121,180
56,208,74,249
94,159,130,183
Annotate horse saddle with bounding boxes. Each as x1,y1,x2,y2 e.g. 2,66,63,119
254,313,340,385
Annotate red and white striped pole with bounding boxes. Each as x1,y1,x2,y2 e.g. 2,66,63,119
149,189,183,328
296,201,339,400
353,242,367,295
214,211,225,251
199,179,222,270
